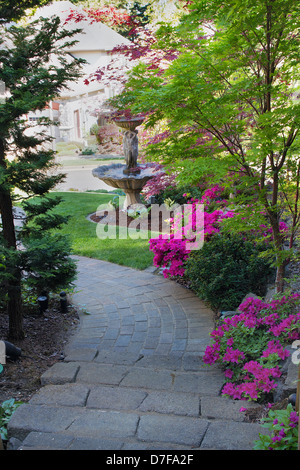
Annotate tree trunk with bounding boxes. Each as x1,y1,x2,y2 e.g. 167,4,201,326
0,192,24,339
275,260,285,294
0,141,24,339
271,223,287,294
266,191,286,294
7,283,24,340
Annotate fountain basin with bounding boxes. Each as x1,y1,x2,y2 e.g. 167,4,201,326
114,117,144,131
92,163,162,208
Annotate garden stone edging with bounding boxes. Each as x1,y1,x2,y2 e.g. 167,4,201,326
220,292,260,319
273,346,299,402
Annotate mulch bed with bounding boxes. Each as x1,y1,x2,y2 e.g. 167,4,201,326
0,298,80,404
244,397,292,423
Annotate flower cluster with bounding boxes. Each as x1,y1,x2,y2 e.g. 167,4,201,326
198,184,227,206
149,185,234,279
149,237,189,278
222,361,282,400
149,207,234,278
203,295,300,402
262,340,291,360
245,221,289,244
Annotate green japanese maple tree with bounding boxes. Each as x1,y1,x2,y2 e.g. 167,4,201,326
110,0,300,292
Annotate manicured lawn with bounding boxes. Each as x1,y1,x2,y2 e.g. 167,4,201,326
49,192,155,270
56,156,123,167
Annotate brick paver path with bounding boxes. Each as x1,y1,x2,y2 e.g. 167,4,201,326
8,256,264,450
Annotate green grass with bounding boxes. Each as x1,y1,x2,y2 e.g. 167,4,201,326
49,192,155,270
56,157,123,167
55,141,83,156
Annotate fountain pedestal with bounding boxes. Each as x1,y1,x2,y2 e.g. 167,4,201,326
92,116,162,209
92,162,156,209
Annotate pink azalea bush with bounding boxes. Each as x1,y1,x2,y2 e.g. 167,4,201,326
149,184,234,278
149,208,234,278
149,237,189,278
149,182,289,280
203,294,300,402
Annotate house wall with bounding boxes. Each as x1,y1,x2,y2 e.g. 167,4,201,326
69,50,108,65
28,1,132,146
26,104,60,150
57,90,108,144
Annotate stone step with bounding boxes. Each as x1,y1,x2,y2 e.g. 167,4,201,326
8,402,264,450
27,382,260,421
18,431,193,450
39,360,225,395
63,350,212,371
28,383,201,416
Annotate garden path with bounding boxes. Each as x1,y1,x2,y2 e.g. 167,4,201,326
8,256,265,450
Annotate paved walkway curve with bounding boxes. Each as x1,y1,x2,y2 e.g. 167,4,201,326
8,256,265,450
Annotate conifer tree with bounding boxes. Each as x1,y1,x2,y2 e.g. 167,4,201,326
0,9,83,339
0,0,49,24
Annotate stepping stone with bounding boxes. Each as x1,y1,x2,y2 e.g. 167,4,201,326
137,415,209,447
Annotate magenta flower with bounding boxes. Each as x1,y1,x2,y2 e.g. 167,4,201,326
224,369,233,378
272,436,282,443
239,382,259,400
223,347,245,364
262,340,290,360
203,344,220,364
289,411,299,428
222,382,242,399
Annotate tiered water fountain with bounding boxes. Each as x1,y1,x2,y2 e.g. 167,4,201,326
92,116,162,209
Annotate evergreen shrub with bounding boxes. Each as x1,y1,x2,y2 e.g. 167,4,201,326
185,233,274,311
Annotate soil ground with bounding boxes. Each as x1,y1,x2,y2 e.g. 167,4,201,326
0,297,80,405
